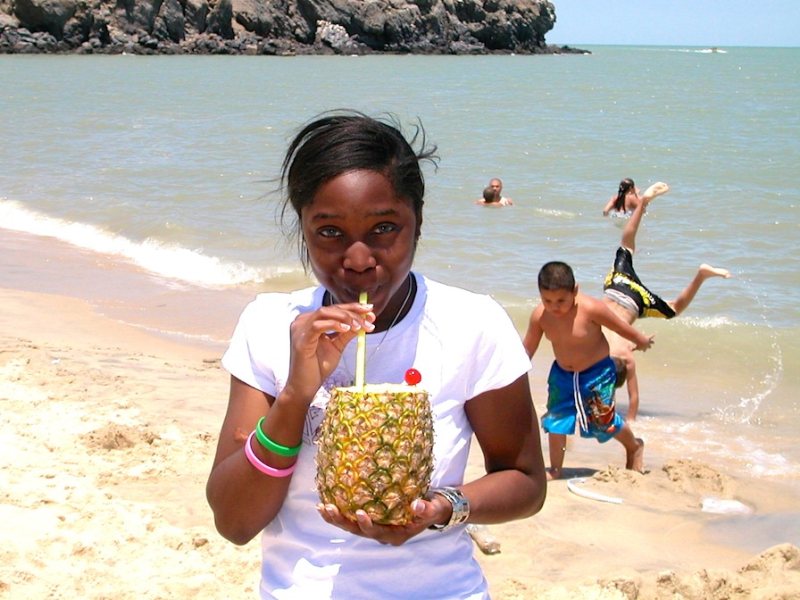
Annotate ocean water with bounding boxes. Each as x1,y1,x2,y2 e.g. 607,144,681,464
1,47,799,496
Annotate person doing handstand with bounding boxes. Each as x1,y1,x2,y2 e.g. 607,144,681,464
524,261,654,480
602,182,731,420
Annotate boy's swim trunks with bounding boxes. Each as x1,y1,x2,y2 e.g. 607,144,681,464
541,356,623,443
603,246,676,319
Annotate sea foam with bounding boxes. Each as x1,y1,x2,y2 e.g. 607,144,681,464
1,199,268,287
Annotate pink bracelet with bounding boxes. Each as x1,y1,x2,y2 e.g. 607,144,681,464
244,431,297,478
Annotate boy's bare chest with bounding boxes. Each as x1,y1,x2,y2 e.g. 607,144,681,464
544,314,597,344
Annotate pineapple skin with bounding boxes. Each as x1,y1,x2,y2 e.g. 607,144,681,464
315,385,434,525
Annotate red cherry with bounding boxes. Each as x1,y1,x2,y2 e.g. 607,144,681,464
404,368,422,385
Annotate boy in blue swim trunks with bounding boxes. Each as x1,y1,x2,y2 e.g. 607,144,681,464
524,261,654,480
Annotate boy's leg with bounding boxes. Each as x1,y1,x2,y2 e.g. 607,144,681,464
547,432,568,480
613,424,644,472
670,264,732,316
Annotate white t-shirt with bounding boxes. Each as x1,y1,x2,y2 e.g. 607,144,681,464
222,273,531,599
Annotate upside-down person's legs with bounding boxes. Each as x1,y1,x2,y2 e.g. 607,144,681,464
670,264,732,316
620,181,670,253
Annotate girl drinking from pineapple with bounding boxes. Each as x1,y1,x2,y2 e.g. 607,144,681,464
206,111,546,599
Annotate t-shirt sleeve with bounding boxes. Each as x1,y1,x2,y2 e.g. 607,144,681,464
466,297,531,399
221,297,280,396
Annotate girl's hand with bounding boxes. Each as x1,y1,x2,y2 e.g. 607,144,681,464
316,497,442,546
284,302,375,402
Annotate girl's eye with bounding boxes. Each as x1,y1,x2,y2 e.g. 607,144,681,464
373,222,397,235
318,227,341,238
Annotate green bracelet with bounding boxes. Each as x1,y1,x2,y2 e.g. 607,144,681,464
254,417,301,457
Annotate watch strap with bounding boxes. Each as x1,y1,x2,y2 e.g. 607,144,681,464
429,486,470,532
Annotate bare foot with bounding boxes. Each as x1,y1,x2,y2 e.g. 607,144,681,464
699,264,731,280
641,181,670,202
546,467,563,481
625,438,645,472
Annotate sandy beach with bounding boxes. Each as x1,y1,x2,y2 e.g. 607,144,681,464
2,261,799,598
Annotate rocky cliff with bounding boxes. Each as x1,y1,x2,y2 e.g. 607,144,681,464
0,0,587,55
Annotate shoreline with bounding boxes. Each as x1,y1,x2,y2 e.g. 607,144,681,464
2,234,799,598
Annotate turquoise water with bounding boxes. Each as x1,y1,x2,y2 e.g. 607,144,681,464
1,47,799,487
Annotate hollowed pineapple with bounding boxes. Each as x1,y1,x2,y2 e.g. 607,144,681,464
315,384,434,525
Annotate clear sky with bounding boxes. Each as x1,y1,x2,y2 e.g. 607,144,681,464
547,0,800,48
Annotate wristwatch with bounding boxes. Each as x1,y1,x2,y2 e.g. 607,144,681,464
429,486,470,532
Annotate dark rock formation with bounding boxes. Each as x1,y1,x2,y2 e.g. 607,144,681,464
0,0,590,55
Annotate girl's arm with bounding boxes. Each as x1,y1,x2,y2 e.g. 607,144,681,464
462,374,548,523
206,378,306,545
206,301,374,545
602,195,617,216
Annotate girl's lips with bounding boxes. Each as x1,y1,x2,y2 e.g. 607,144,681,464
331,288,380,306
339,281,382,302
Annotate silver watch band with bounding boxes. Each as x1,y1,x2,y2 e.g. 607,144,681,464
429,486,470,532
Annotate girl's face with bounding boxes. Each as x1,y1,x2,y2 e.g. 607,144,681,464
301,169,419,319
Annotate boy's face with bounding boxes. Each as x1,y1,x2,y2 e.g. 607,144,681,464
539,286,577,317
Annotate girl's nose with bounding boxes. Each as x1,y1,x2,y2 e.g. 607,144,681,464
342,241,377,272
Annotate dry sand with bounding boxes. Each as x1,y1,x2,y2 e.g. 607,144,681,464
1,286,798,599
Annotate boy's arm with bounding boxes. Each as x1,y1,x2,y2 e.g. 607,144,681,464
522,306,544,359
591,298,654,351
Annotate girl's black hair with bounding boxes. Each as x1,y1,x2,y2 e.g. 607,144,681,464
613,178,636,212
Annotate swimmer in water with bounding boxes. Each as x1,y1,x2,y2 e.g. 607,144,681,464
603,178,641,216
475,178,514,207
